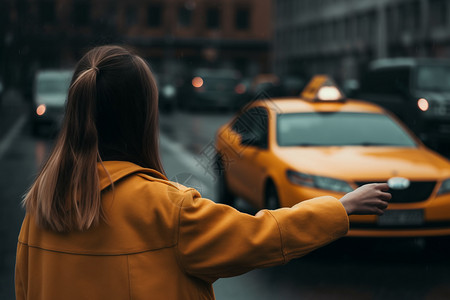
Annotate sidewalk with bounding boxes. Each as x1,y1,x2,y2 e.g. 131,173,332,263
0,89,28,140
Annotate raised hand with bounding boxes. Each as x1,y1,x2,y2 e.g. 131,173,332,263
339,183,391,215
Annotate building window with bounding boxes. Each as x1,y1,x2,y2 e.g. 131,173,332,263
356,14,367,41
39,1,56,24
178,6,192,27
312,25,319,45
430,0,447,28
344,17,353,41
126,6,138,26
206,8,220,29
386,6,398,39
337,19,345,41
295,28,301,48
412,1,421,30
235,7,250,30
148,4,162,28
368,11,376,41
72,1,90,26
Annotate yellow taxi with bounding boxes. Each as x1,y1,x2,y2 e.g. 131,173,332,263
215,75,450,237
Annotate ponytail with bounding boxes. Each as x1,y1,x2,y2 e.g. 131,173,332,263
23,66,103,232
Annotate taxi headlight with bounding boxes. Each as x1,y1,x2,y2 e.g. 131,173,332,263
286,170,353,193
437,178,450,195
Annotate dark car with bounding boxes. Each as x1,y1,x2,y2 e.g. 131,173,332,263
356,58,450,149
248,74,305,99
31,69,73,136
178,68,246,111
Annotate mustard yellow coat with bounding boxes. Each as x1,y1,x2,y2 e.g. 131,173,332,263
16,161,349,300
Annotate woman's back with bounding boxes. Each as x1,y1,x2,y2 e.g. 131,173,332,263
17,161,215,299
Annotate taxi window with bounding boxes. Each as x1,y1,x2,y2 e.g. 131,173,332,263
277,112,417,147
232,107,268,148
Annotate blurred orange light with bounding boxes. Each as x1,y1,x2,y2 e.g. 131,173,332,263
192,77,204,88
234,83,246,94
418,98,429,111
36,104,46,116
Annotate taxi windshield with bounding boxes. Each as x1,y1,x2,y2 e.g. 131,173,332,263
277,112,417,147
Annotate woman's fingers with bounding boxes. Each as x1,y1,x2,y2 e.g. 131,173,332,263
379,191,392,201
378,200,389,210
372,183,392,202
376,182,390,192
366,183,392,201
339,183,392,215
374,207,385,216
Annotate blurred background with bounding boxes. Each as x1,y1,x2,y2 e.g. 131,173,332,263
1,0,450,299
2,0,450,105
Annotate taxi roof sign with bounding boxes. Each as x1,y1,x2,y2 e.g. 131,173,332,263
301,75,346,102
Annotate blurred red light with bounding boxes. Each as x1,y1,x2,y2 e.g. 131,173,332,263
234,83,246,94
192,77,204,88
36,104,46,116
417,98,429,111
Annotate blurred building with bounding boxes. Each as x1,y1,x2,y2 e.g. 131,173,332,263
274,0,450,83
121,0,272,76
2,0,272,94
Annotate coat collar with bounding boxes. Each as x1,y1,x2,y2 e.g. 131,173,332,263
98,161,167,191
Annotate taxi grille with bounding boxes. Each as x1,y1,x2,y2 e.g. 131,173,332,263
355,181,436,203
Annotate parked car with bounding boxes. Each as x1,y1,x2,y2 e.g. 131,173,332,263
356,58,450,149
247,74,306,99
178,68,247,111
31,69,73,136
250,73,280,98
215,75,450,238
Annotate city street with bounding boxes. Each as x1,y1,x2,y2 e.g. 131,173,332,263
1,94,450,299
4,0,450,299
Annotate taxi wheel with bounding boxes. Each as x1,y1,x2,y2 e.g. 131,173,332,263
265,181,280,210
216,157,235,206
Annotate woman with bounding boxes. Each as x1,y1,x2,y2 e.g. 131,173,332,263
16,45,391,300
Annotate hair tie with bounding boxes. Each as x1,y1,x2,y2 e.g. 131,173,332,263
91,66,99,74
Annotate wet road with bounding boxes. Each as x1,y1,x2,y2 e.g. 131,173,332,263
1,95,450,299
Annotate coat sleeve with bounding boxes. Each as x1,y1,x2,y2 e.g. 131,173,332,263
175,189,349,283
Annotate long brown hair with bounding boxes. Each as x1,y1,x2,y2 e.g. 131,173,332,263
23,45,164,232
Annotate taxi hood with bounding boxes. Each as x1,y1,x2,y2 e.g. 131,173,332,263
276,146,450,181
